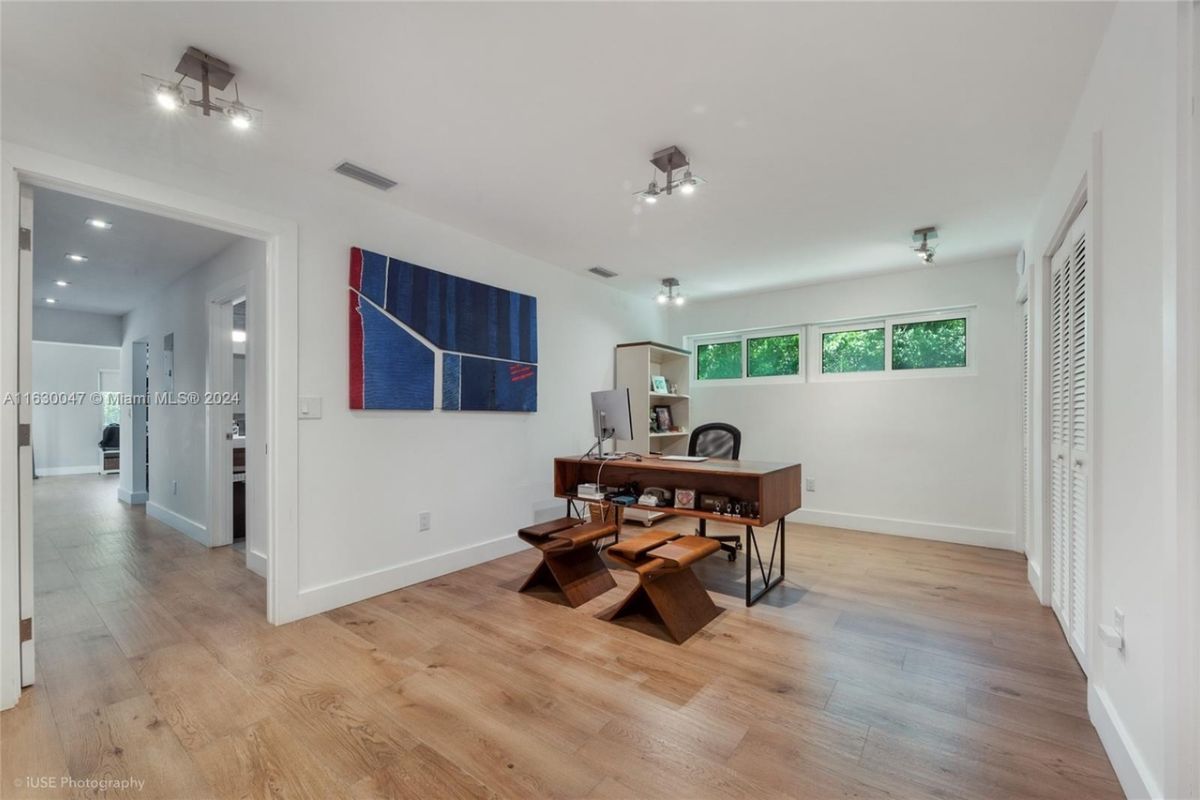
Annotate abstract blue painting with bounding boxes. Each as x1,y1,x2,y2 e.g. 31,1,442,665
349,247,538,412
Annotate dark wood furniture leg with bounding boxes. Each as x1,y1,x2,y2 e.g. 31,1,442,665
518,543,616,607
745,517,785,606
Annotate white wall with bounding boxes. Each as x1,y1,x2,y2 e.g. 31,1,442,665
1022,3,1189,797
13,130,672,615
32,307,122,347
666,256,1021,550
30,341,118,475
118,237,265,545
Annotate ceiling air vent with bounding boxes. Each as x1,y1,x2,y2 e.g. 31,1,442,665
588,266,618,278
333,161,398,191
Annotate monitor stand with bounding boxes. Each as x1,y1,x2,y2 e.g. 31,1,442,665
593,427,623,461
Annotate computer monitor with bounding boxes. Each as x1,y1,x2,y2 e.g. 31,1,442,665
591,388,633,458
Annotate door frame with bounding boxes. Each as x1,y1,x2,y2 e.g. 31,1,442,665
205,278,246,552
1037,155,1099,676
0,143,300,710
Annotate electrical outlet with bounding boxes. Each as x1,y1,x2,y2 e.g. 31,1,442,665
172,480,178,495
805,477,816,492
418,511,431,532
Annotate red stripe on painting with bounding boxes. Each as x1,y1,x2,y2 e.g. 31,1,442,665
349,247,363,291
509,364,534,382
349,290,364,409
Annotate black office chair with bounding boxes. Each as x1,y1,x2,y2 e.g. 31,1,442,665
689,423,743,561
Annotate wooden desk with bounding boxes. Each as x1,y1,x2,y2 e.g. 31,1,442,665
553,455,802,606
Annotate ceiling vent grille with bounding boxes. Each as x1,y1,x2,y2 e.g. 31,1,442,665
588,266,618,278
333,161,397,191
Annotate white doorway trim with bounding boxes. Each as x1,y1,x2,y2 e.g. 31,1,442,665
1036,140,1100,680
0,143,300,710
206,283,240,550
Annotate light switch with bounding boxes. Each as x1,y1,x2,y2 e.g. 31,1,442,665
298,396,323,419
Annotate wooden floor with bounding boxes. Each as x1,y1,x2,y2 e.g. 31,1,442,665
1,475,1123,799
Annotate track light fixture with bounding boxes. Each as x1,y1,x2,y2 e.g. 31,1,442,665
635,146,705,205
143,47,261,131
912,227,938,264
657,278,685,307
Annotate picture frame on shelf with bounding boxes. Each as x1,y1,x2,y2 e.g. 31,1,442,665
651,375,669,394
653,405,673,433
674,488,696,509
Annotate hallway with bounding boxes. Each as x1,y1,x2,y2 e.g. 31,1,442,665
2,475,264,798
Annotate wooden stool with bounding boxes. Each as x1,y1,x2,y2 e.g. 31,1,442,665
599,532,722,643
516,505,620,607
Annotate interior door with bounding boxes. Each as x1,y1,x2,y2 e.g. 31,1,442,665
17,185,34,686
1022,302,1031,552
1049,210,1089,668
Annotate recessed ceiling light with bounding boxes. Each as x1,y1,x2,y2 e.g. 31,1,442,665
86,218,113,230
66,253,88,262
44,298,57,304
54,280,71,287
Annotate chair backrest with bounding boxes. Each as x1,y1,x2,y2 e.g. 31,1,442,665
98,423,120,450
688,423,741,460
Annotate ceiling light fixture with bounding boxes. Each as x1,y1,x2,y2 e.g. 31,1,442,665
86,218,113,230
66,253,87,262
44,298,57,304
912,227,938,264
634,146,705,205
232,330,247,343
657,278,685,307
155,80,187,110
54,280,71,287
143,47,261,131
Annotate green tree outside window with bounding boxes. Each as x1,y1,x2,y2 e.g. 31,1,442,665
822,328,885,373
102,392,121,427
747,334,800,377
892,318,967,370
696,341,742,380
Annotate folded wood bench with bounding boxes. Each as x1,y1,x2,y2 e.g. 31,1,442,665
516,504,621,607
599,531,722,643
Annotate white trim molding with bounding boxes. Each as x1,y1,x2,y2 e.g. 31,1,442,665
116,487,148,505
34,465,97,478
790,508,1018,552
1089,683,1159,799
146,502,208,546
294,535,526,618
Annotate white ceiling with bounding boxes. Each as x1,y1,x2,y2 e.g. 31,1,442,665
2,2,1114,299
31,187,240,315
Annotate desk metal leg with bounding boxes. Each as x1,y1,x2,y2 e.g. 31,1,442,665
745,518,785,606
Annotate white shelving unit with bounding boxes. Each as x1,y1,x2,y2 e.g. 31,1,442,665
614,341,692,525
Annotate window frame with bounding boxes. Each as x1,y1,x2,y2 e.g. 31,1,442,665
809,308,976,382
691,325,806,386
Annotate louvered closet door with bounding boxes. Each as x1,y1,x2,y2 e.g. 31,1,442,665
1048,211,1089,669
1022,304,1031,551
1050,251,1068,618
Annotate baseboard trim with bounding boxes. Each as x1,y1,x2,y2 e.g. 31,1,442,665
146,502,208,546
1027,558,1046,605
117,487,148,505
296,534,526,618
790,508,1017,551
246,549,267,578
34,465,96,477
1089,683,1159,799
